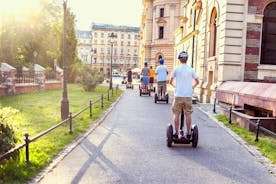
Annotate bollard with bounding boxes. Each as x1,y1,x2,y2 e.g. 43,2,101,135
101,94,104,109
228,106,232,124
108,90,110,101
89,100,92,118
255,119,261,142
69,112,73,134
24,133,30,164
213,98,216,113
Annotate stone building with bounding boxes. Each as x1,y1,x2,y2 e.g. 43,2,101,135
91,23,140,76
76,30,92,64
174,0,276,103
139,0,181,73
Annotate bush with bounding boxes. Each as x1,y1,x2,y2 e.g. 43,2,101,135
0,107,19,157
78,66,103,91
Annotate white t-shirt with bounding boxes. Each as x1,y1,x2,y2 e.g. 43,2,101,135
155,65,168,82
171,64,198,97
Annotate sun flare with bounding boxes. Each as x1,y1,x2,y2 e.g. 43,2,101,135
0,0,41,20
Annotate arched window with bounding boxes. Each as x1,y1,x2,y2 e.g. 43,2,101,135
261,2,276,65
209,8,217,57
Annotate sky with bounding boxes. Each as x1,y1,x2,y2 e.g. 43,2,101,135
68,0,143,30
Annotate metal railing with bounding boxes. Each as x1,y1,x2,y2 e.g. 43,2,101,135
217,102,276,142
0,85,119,164
15,72,39,84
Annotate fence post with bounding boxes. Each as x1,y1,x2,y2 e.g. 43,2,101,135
107,90,110,101
101,93,104,109
255,119,261,142
213,98,216,113
24,133,30,164
116,85,118,95
89,100,92,118
69,112,73,134
228,106,232,124
112,87,114,96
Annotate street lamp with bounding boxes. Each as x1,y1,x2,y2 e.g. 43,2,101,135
61,0,69,120
109,32,117,90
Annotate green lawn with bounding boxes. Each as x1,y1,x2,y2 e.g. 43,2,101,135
0,84,122,184
216,114,276,165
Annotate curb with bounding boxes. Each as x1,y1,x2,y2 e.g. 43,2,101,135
197,105,276,177
30,92,124,184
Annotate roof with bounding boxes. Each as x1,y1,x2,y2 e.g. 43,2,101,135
76,30,92,38
91,23,140,32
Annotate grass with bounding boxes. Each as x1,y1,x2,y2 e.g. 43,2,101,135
0,84,122,184
216,114,276,165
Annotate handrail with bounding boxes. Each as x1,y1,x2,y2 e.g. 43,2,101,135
0,85,120,163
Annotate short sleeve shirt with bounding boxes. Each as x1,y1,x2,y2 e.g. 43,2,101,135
155,65,168,82
171,64,198,97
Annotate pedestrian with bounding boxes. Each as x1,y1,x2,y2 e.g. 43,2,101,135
141,61,150,92
155,58,168,99
169,51,199,139
149,66,155,90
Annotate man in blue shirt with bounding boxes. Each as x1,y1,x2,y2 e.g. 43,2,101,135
169,51,199,139
155,58,168,99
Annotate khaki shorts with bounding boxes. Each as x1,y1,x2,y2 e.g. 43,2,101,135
172,97,193,115
157,81,167,93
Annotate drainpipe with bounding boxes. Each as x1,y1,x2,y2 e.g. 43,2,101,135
191,9,196,68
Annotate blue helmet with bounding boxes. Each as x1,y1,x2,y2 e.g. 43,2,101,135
144,61,148,66
178,51,188,59
159,58,164,64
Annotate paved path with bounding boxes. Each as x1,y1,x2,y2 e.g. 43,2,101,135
35,85,275,184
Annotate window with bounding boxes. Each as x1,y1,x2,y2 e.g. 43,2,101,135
101,40,104,45
261,2,276,65
128,34,131,39
159,26,164,39
209,8,217,57
94,40,97,45
121,33,124,39
160,8,164,17
101,32,104,38
135,34,138,39
121,41,124,46
128,41,131,46
94,32,97,38
121,48,124,55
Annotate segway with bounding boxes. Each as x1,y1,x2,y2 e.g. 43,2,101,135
126,83,133,89
139,84,151,96
150,86,156,92
154,86,168,104
166,110,198,148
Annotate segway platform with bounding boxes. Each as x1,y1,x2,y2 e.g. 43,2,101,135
126,83,133,89
154,87,168,103
166,111,198,147
154,93,169,103
139,85,151,96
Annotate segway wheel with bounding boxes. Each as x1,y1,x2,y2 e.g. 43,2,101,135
139,89,142,96
149,90,151,96
166,94,169,104
139,85,140,90
154,93,157,103
192,125,198,148
166,124,173,147
131,85,133,89
153,87,156,93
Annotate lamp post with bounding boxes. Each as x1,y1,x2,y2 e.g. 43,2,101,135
109,32,117,90
61,0,69,120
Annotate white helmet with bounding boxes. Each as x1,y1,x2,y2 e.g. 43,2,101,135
178,51,188,59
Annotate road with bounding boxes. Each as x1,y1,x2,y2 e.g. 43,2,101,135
37,85,275,184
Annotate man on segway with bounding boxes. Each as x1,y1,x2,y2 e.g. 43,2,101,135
155,58,168,99
169,51,199,140
141,61,150,93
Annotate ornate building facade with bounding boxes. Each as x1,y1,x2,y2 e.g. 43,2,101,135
141,0,276,103
139,0,181,73
76,31,92,64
